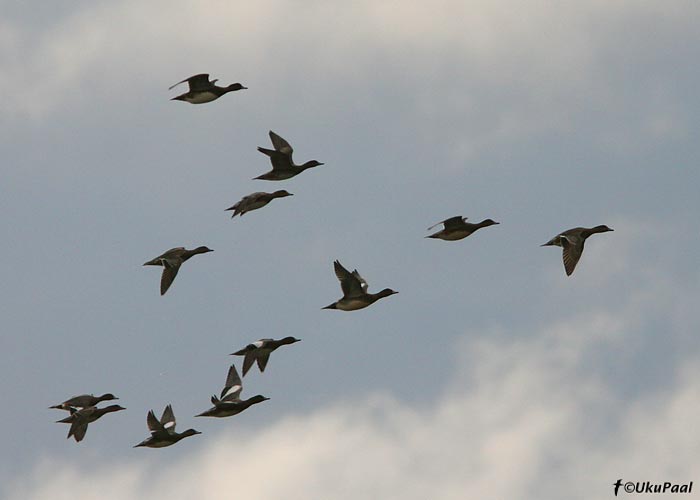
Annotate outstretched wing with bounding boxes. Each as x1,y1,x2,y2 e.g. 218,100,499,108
68,420,89,442
334,260,366,298
160,263,181,295
242,352,257,377
561,237,584,276
161,404,177,432
256,353,271,373
220,364,242,401
169,74,211,91
146,410,163,433
268,131,293,155
443,216,468,230
427,216,466,231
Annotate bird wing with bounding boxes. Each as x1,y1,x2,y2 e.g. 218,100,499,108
443,216,468,230
68,420,89,442
221,364,243,401
268,131,293,155
561,237,585,276
256,352,271,373
270,152,294,171
352,270,368,293
427,216,466,231
147,410,164,433
242,352,257,377
426,215,467,231
257,148,294,172
333,260,366,298
168,74,211,91
160,263,181,295
161,404,177,432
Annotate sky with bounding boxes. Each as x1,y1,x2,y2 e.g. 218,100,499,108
1,0,699,498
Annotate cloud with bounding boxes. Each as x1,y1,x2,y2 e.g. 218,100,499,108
3,0,695,158
7,266,699,500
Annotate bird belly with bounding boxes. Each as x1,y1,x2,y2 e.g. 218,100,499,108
149,440,173,448
336,298,369,311
185,92,219,104
266,171,296,180
439,230,470,241
214,407,242,417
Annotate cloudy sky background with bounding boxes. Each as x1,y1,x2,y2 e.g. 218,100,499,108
2,1,699,498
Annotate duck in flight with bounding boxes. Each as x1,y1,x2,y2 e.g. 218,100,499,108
134,405,201,448
230,337,301,376
169,74,247,104
426,216,499,241
255,131,324,180
323,260,398,311
225,190,293,218
541,225,614,276
56,404,125,443
143,246,213,295
50,393,118,411
195,364,269,418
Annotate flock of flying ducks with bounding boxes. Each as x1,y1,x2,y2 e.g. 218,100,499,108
50,73,613,447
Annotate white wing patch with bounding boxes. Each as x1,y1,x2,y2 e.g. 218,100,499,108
223,385,242,399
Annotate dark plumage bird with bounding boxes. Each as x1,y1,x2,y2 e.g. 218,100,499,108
143,246,213,295
56,404,125,443
426,216,499,241
134,405,201,448
541,225,614,276
225,190,293,218
231,337,301,376
169,74,247,104
195,364,269,418
50,393,118,411
323,260,398,311
255,131,324,180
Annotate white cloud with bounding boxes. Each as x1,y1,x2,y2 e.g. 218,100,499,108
7,272,699,500
3,0,694,157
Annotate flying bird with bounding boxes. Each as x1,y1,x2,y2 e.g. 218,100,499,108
323,260,398,311
230,337,301,376
255,131,324,180
50,393,118,411
134,405,201,448
143,246,213,295
195,364,269,418
541,225,614,276
426,216,499,241
56,404,125,443
169,74,247,104
225,190,293,218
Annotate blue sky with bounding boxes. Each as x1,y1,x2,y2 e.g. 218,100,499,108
2,1,699,499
